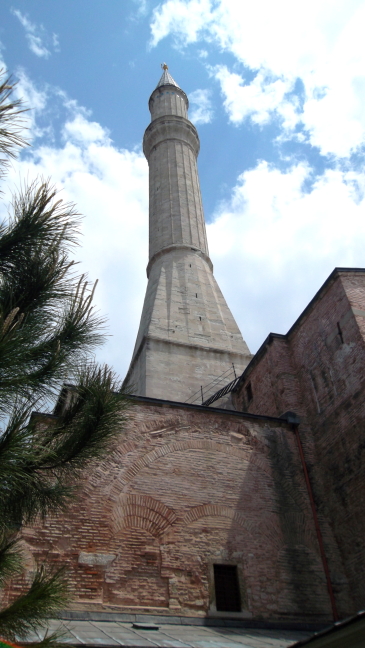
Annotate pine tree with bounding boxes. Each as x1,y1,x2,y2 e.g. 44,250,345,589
0,71,129,644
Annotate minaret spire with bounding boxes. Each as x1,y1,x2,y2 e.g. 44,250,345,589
124,67,251,402
156,63,179,89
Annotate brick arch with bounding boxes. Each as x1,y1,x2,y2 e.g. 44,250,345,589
183,504,283,551
84,441,140,497
120,439,271,486
183,504,250,530
112,494,177,537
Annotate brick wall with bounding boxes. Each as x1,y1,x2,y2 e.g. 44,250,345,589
233,269,365,616
7,400,332,622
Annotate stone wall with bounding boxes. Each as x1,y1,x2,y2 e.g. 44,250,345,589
144,119,208,259
149,85,188,122
232,269,365,616
6,399,333,623
125,248,251,401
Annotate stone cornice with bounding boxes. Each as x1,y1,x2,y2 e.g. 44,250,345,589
146,244,213,277
143,115,200,159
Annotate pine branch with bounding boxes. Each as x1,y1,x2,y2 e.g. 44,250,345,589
0,69,131,642
0,179,80,277
0,69,28,178
0,180,105,416
25,631,70,648
0,535,23,588
0,405,72,530
0,566,68,640
43,364,130,470
0,367,130,528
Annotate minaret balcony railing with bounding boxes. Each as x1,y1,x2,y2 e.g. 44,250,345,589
143,115,200,160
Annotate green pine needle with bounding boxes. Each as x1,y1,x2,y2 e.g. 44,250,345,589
0,69,130,641
0,566,68,639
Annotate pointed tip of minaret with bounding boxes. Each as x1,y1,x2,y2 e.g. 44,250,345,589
156,63,180,89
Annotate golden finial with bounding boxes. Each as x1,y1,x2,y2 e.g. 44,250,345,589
161,63,168,70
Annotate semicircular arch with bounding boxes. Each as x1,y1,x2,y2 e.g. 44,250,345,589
183,504,250,530
120,439,271,487
112,494,177,537
183,504,283,551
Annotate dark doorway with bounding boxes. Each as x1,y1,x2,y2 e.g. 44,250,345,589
213,564,241,612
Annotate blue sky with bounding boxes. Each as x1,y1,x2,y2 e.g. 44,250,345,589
1,0,365,380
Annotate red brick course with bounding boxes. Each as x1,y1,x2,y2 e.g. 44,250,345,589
7,269,365,624
6,402,332,622
233,269,365,617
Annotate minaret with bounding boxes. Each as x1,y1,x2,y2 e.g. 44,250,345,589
125,65,251,402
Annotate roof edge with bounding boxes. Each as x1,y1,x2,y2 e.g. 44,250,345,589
234,268,365,390
33,392,298,426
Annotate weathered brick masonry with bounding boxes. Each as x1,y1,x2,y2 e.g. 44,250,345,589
7,65,365,631
7,400,332,622
233,269,365,617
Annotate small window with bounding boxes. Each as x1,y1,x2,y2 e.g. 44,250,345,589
214,564,241,612
245,382,253,403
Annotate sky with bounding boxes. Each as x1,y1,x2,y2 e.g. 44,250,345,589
0,0,364,381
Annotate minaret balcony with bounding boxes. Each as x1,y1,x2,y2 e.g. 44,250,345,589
143,115,200,160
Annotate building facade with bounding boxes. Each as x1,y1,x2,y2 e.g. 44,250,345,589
233,267,365,616
7,68,365,630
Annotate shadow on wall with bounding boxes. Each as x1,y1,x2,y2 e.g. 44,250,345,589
204,421,334,622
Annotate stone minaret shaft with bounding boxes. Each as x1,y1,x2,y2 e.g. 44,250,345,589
125,68,251,402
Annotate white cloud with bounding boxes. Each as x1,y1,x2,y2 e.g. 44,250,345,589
150,0,211,47
63,114,111,145
2,24,364,383
131,0,153,19
15,69,48,114
1,77,149,380
11,9,59,58
207,161,365,352
5,76,365,372
8,69,49,141
213,66,297,128
148,0,365,351
189,88,213,124
150,0,365,158
52,33,60,52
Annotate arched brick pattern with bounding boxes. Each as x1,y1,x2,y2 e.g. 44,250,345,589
120,439,271,486
183,504,250,529
183,504,283,551
83,441,139,497
113,494,177,537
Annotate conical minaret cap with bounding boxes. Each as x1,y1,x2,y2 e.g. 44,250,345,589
156,63,180,89
148,63,189,120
